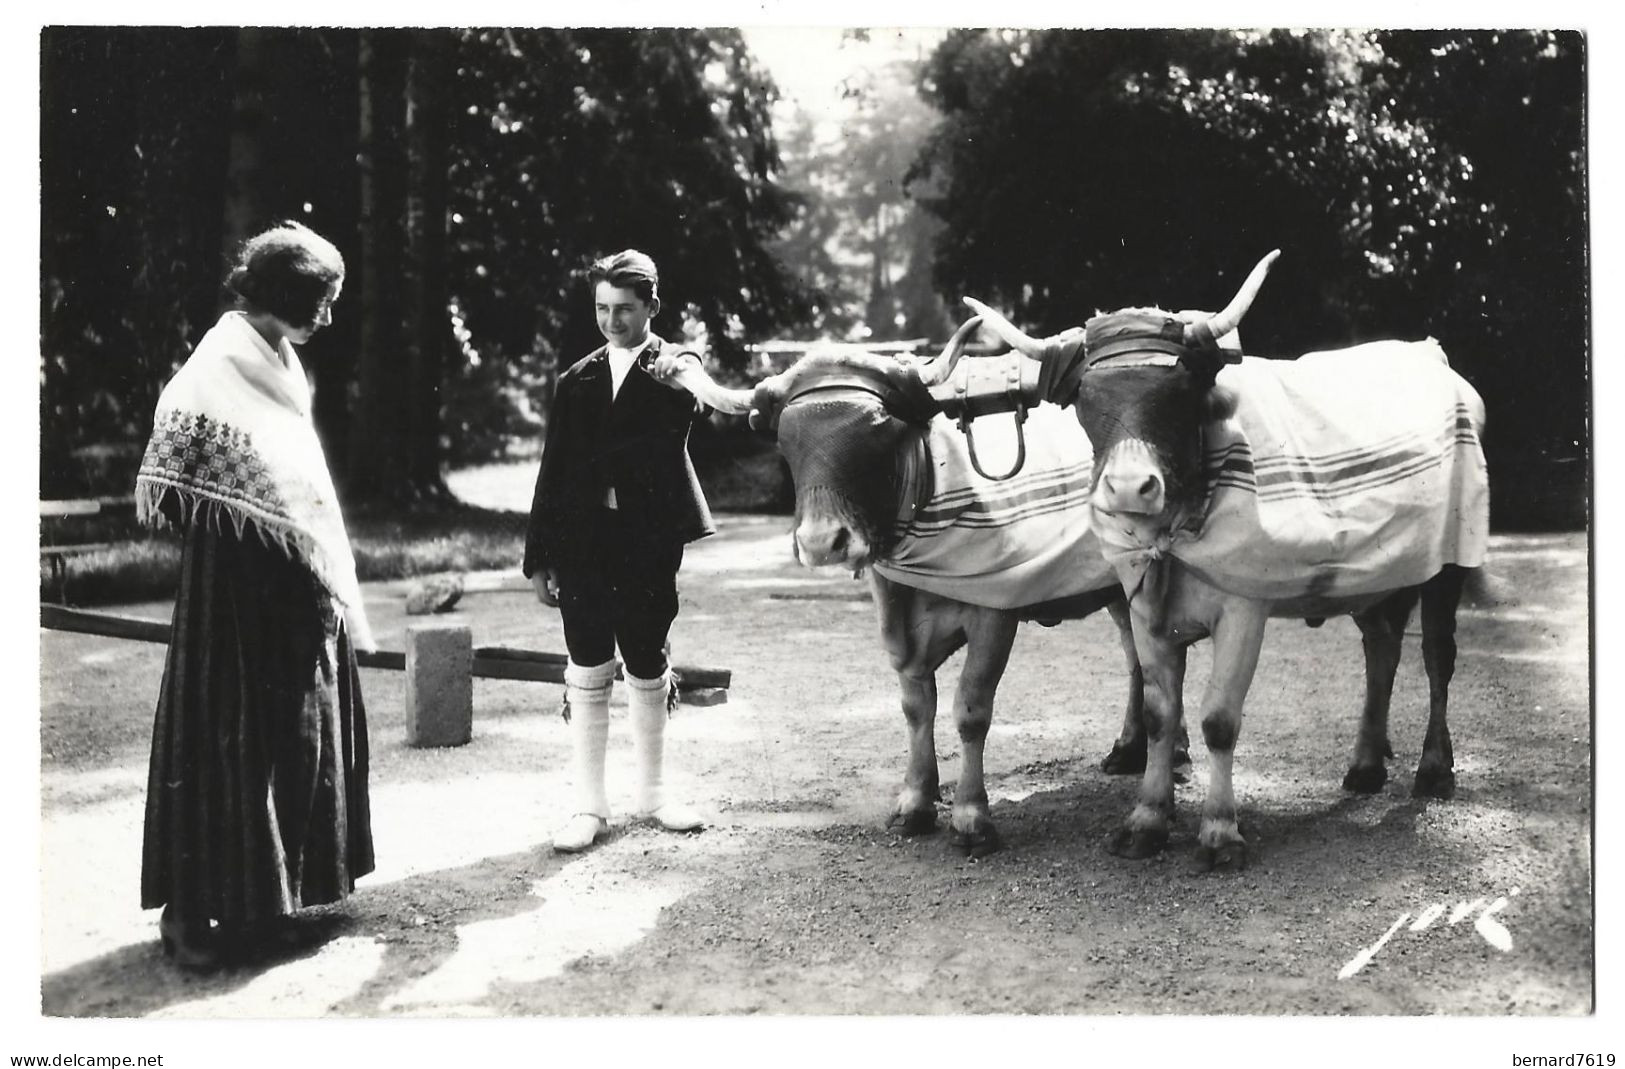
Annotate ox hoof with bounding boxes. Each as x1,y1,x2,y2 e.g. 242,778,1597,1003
1412,768,1456,800
1192,840,1249,873
1101,741,1147,775
887,808,939,836
1342,763,1389,794
1107,825,1167,860
950,823,1003,858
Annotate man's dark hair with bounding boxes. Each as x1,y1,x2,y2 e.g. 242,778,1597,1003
588,249,660,306
226,220,346,330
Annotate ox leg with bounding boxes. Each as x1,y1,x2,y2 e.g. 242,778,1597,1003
1100,598,1192,775
948,612,1020,858
889,671,943,835
1100,598,1150,775
1414,567,1466,800
1109,631,1186,860
1345,590,1418,794
1191,605,1268,873
874,576,952,836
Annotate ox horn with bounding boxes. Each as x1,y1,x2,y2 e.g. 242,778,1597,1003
912,314,986,388
653,350,756,415
960,297,1045,360
747,372,790,433
1189,249,1280,347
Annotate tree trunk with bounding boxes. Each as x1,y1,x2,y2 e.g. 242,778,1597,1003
347,29,414,501
864,210,895,340
221,28,272,266
404,29,452,498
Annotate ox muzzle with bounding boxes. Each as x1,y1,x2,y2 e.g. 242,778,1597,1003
1094,437,1169,517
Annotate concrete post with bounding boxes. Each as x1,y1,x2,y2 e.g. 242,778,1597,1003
405,622,473,747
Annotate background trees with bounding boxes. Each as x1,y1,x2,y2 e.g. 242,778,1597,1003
913,28,1586,526
443,29,809,462
39,27,1587,527
40,27,809,500
771,43,954,345
41,28,237,498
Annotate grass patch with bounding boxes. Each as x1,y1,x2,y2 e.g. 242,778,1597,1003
40,439,790,607
41,502,531,608
348,506,529,584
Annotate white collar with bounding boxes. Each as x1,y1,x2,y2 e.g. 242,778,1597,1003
607,337,653,361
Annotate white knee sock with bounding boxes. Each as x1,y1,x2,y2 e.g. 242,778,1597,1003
563,658,616,818
626,670,676,814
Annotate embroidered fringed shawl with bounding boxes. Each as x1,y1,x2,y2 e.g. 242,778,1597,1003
136,312,376,650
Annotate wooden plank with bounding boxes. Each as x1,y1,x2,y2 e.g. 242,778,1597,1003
473,645,570,667
357,649,406,671
475,646,731,689
39,543,118,559
39,606,730,692
40,604,169,643
40,500,102,518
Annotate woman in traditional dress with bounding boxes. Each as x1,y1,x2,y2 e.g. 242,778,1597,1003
136,221,375,970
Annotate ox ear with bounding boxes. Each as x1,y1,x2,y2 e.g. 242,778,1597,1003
748,374,789,434
1203,381,1241,422
879,359,943,425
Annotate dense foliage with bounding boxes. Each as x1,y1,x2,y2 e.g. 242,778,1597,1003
39,28,1586,526
913,29,1586,525
41,29,237,494
448,30,812,411
39,27,810,496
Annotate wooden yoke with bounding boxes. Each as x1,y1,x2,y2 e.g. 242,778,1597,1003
927,351,1044,482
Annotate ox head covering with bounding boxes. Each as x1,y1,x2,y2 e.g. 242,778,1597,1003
1083,310,1241,388
751,349,937,433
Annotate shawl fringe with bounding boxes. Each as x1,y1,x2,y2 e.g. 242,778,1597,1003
136,479,334,595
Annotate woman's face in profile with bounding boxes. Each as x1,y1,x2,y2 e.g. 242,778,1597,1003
286,279,343,345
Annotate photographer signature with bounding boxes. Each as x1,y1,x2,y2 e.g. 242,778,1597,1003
1338,888,1519,979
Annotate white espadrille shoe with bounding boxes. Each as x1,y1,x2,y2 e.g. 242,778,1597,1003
551,813,610,853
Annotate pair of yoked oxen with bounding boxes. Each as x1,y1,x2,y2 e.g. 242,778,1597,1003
662,251,1486,872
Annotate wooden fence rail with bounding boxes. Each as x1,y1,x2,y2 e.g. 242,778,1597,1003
39,604,731,693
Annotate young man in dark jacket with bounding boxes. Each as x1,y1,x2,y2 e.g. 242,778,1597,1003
523,250,714,853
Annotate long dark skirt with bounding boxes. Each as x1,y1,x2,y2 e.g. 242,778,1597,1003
141,520,374,926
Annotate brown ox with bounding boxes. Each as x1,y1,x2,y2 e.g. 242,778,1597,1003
966,252,1490,871
657,338,1165,856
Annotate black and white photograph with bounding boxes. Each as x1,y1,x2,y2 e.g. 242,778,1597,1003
15,2,1613,1063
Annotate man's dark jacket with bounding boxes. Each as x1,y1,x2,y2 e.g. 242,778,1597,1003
523,335,715,576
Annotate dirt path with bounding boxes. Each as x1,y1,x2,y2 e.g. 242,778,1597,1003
36,519,1591,1018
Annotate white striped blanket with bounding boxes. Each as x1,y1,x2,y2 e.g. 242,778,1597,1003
873,403,1117,609
1092,339,1490,611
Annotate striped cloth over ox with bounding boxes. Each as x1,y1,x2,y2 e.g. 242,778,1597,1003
872,403,1118,609
1092,338,1491,614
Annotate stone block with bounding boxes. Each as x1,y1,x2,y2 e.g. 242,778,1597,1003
405,622,473,748
405,573,465,615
